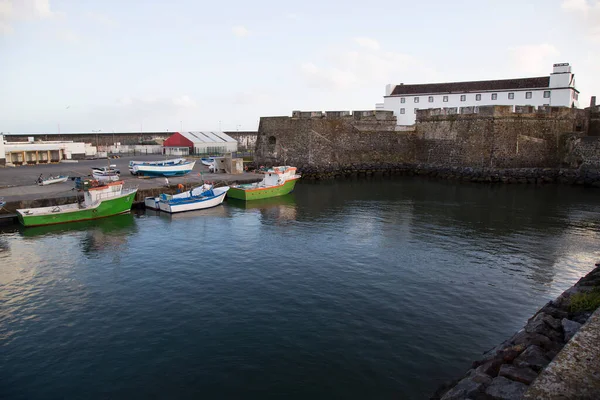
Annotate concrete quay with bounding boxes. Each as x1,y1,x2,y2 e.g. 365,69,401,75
0,155,261,214
434,264,600,400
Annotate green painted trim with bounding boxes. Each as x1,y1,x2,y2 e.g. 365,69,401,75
18,192,137,227
227,178,298,200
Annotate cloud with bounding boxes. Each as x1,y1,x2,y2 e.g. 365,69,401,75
172,95,197,108
84,11,115,27
561,0,590,11
0,0,64,35
232,90,273,105
561,0,600,42
85,95,200,131
232,25,249,37
56,28,80,43
285,13,301,21
508,44,560,75
354,37,380,51
300,40,437,91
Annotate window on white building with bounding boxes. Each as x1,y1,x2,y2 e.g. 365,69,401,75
460,95,466,101
414,97,419,103
443,96,448,102
428,96,434,103
400,108,405,114
414,108,419,114
492,93,498,100
508,92,515,99
526,92,532,99
401,97,406,103
475,94,481,101
543,91,551,98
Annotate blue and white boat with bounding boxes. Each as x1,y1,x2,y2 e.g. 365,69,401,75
144,184,230,213
201,157,215,166
129,158,195,177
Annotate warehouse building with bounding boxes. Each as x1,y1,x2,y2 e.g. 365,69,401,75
162,131,238,155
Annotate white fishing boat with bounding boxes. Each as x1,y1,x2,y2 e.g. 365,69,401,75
129,158,195,177
144,184,229,213
92,171,120,182
201,157,215,166
91,165,121,182
92,165,120,174
37,175,69,186
0,197,5,209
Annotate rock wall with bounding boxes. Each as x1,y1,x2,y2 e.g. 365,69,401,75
256,107,599,184
256,110,414,168
432,264,600,400
414,106,587,168
225,131,258,151
562,134,600,169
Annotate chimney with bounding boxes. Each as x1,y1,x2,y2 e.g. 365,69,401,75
591,96,597,108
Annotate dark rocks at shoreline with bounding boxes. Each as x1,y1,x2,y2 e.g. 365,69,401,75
431,265,600,400
296,164,600,187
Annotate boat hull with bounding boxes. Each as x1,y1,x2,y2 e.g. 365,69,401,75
227,177,299,200
38,176,69,186
17,191,137,227
131,161,196,177
159,191,227,213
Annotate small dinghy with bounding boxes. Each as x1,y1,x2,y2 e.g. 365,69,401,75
37,175,69,186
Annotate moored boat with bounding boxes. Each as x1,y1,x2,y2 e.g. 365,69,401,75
92,171,120,182
37,175,69,186
17,180,138,227
201,157,215,166
227,166,300,201
145,184,229,213
92,165,120,182
129,158,195,177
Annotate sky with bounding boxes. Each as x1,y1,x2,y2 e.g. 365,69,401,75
0,0,598,133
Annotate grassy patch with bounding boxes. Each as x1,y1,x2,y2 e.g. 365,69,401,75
569,288,600,313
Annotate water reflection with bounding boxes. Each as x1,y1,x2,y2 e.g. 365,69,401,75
227,194,298,223
152,204,232,222
19,212,136,239
293,178,600,287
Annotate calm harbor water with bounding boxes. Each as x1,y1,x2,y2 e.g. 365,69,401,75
1,177,599,399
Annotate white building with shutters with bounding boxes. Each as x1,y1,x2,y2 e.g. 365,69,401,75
377,63,580,126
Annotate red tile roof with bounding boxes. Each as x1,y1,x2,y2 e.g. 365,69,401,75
389,77,550,96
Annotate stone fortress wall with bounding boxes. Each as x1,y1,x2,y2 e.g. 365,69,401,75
255,105,600,185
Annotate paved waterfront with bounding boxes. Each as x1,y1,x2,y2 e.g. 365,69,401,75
0,156,260,203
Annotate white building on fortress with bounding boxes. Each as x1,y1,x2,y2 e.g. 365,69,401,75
377,63,579,126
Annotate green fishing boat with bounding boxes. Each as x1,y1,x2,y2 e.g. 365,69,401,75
227,166,301,200
17,180,137,227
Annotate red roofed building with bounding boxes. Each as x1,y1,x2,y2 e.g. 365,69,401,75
163,131,238,155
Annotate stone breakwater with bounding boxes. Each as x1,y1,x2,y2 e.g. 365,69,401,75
297,164,600,187
432,264,600,400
